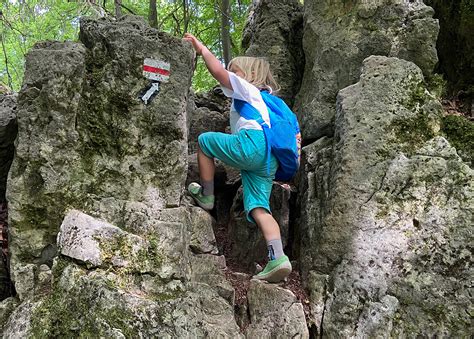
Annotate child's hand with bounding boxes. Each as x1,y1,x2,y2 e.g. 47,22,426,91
183,33,205,55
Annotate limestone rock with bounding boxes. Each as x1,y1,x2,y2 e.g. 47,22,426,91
2,260,242,338
295,0,439,139
0,297,19,336
242,0,304,105
298,56,473,336
0,94,17,202
189,254,234,304
187,207,218,254
245,280,309,338
10,264,35,301
188,87,230,154
305,272,328,337
7,15,194,279
2,300,39,339
194,87,230,114
1,17,247,337
58,210,176,274
228,182,291,270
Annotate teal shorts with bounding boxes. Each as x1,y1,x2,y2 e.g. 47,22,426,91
198,129,278,223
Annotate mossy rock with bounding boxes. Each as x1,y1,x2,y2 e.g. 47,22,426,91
441,115,474,166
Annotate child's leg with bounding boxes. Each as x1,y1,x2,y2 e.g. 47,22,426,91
197,145,215,196
242,169,292,283
189,131,252,209
197,145,215,182
251,208,286,262
250,208,281,242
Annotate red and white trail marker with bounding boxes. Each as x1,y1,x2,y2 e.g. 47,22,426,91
143,58,170,82
141,58,170,104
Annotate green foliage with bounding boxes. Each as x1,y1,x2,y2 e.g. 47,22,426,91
1,0,92,91
441,115,474,166
1,0,251,92
389,113,437,154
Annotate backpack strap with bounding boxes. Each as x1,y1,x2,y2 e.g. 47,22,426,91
234,99,272,175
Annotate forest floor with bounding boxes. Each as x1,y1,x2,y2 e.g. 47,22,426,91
441,94,473,120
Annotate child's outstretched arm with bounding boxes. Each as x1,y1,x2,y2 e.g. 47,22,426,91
183,33,232,90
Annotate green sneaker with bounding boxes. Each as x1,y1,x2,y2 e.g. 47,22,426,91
187,182,215,210
253,255,292,283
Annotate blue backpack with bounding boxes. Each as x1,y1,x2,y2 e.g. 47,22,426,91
234,91,301,181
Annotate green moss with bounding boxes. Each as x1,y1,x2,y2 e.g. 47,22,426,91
389,113,437,154
78,102,132,160
13,172,95,263
441,115,474,166
30,257,158,338
144,235,164,269
99,234,132,266
402,80,427,110
97,233,163,276
78,51,135,161
150,285,184,302
31,282,139,338
375,205,389,219
364,21,378,32
426,74,447,99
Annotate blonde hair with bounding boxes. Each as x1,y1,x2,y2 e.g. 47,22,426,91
228,56,281,93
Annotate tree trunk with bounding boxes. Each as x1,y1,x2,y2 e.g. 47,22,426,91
183,0,189,34
114,0,122,18
149,0,158,28
221,0,231,67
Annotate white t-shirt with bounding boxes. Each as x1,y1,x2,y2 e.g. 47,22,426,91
221,71,271,134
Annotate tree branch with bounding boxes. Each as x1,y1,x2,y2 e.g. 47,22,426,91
120,3,136,15
1,29,13,89
171,12,183,36
158,2,182,32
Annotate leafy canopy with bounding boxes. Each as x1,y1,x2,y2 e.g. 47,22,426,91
0,0,250,92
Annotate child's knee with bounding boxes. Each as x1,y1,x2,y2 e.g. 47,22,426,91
197,132,214,157
197,132,211,145
251,207,270,217
248,207,272,224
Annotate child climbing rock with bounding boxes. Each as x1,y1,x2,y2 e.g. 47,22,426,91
183,33,293,283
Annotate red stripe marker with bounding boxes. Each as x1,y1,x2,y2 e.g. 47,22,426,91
143,65,170,76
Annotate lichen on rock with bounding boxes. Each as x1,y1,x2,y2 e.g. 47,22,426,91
2,16,246,338
294,0,440,140
298,56,473,337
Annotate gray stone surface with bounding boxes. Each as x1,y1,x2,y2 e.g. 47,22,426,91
58,210,177,276
242,0,304,106
188,87,230,154
298,56,473,336
294,0,439,139
2,16,248,338
10,264,35,301
7,15,194,279
187,207,218,254
3,203,242,337
2,261,243,338
0,94,17,202
245,280,309,338
228,182,291,270
189,253,234,305
2,300,38,339
0,297,19,337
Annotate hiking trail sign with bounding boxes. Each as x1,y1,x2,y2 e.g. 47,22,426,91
140,58,170,105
